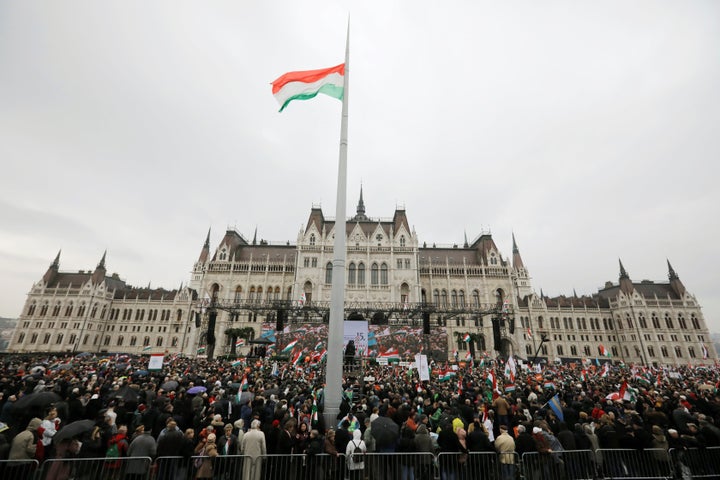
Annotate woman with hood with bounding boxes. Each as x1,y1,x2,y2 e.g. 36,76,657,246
345,428,366,480
414,424,434,480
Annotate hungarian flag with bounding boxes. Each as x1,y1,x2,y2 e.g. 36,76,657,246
465,351,473,361
462,333,471,343
526,328,533,339
142,346,152,352
291,350,303,366
505,384,516,393
379,348,400,361
702,344,709,359
197,346,206,354
314,341,323,351
271,64,345,112
282,339,299,353
439,370,456,381
235,338,246,347
599,344,611,357
581,369,588,382
231,359,243,367
311,397,319,426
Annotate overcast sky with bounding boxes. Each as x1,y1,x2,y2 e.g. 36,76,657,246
1,1,719,331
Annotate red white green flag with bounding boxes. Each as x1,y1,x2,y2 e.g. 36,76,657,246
271,64,345,112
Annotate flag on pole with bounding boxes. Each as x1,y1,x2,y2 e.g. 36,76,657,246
547,393,564,421
311,397,319,426
465,351,473,361
291,350,303,366
702,344,709,359
298,292,306,306
142,346,152,352
526,328,533,339
231,359,243,367
282,339,299,353
599,344,611,357
271,64,345,112
462,333,471,343
314,341,323,351
235,338,246,348
197,346,206,354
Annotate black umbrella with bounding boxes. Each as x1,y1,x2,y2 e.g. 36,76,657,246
114,386,140,403
53,419,95,443
371,416,399,448
14,391,61,409
249,337,275,344
161,380,179,391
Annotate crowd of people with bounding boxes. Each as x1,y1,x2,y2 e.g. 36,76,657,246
0,350,718,479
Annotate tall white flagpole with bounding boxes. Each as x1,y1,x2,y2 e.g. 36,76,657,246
323,21,350,428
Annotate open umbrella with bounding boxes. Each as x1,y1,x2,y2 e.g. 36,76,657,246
371,416,399,449
161,380,179,391
30,366,46,375
115,386,140,403
187,386,207,395
14,391,61,409
75,352,93,358
53,419,95,443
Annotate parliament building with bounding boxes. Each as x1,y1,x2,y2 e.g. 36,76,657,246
7,191,715,367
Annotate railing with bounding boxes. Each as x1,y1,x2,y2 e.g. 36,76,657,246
3,447,716,480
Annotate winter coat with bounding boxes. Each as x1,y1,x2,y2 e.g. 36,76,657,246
345,429,367,471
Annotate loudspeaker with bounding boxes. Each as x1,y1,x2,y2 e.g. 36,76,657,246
195,312,201,328
422,312,431,334
207,311,216,344
492,317,501,349
276,309,286,331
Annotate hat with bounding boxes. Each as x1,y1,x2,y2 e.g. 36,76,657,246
207,433,216,442
532,427,542,434
272,419,280,427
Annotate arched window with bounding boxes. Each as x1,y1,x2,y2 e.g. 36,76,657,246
451,290,458,307
557,345,564,355
537,316,544,329
459,290,465,308
674,346,683,358
665,313,673,329
472,290,480,308
143,336,150,347
691,314,700,329
380,263,388,285
678,314,687,330
28,302,37,316
441,290,448,307
39,302,48,316
358,263,365,285
661,345,668,357
256,287,263,304
17,332,25,344
52,303,61,316
117,336,124,346
638,314,647,328
371,263,379,285
234,286,243,302
433,289,440,305
309,234,316,246
103,335,110,346
274,287,281,300
651,313,660,329
249,286,255,302
171,337,178,347
476,335,486,352
570,345,577,355
325,262,333,284
348,263,356,284
130,336,137,346
156,337,163,347
400,235,406,247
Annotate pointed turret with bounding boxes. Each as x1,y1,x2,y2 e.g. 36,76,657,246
463,231,469,248
252,226,257,245
42,250,61,284
198,228,211,264
512,233,525,270
352,185,369,221
91,250,107,285
667,259,686,296
618,258,634,295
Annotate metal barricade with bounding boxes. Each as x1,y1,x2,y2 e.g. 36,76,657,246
364,452,436,480
437,451,502,480
259,453,327,480
153,456,189,480
522,450,595,480
38,456,153,480
670,447,720,480
0,459,40,480
597,448,672,480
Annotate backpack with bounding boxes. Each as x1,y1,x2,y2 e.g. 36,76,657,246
350,441,363,464
106,442,120,459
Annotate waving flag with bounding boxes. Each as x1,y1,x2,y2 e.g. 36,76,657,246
526,328,533,339
702,344,709,359
282,339,299,353
599,344,611,357
231,359,243,367
291,350,303,366
272,64,345,112
235,338,246,347
314,341,323,351
439,370,456,381
465,351,473,361
299,292,306,306
547,393,564,421
462,333,471,343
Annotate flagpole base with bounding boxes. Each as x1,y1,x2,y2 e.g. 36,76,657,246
322,408,340,433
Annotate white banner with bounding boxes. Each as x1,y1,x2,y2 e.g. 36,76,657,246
415,354,430,381
148,354,164,370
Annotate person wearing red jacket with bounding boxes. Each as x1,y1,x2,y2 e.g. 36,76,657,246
104,425,129,480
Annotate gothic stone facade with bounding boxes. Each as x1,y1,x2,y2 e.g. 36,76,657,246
8,201,715,366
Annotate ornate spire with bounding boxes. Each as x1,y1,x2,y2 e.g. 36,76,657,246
512,232,525,270
463,230,469,248
97,250,106,270
619,258,629,279
252,226,257,245
357,184,365,216
198,228,211,264
42,250,61,284
667,259,686,296
618,258,634,295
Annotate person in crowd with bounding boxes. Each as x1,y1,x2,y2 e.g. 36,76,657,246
345,428,366,480
495,424,516,480
240,419,266,480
